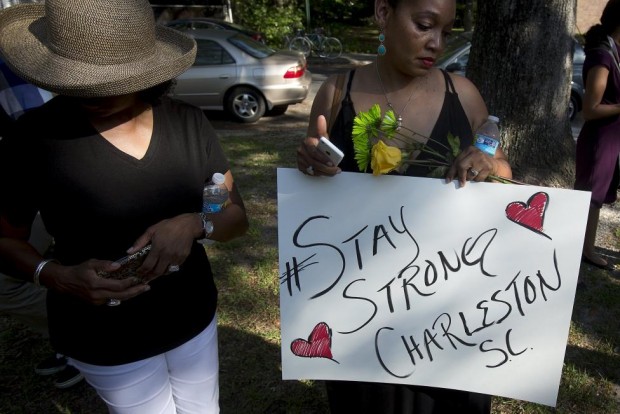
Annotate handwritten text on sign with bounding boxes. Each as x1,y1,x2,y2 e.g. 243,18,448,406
277,169,590,407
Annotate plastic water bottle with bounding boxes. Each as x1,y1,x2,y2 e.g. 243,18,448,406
202,173,228,213
474,115,500,156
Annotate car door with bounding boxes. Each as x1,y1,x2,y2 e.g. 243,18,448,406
172,38,238,109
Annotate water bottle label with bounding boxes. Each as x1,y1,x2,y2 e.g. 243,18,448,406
474,134,499,156
203,202,222,213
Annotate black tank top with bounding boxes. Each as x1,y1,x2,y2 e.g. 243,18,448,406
329,69,473,177
324,69,491,414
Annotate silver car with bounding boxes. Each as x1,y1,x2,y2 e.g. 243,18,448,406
436,32,585,121
170,29,312,123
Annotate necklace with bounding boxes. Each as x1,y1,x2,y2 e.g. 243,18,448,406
375,63,415,130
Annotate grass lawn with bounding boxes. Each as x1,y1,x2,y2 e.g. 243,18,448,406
1,114,619,413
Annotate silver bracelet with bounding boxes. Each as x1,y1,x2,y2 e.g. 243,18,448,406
33,259,58,287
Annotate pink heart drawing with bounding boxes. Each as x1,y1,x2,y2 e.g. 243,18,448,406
290,322,334,360
505,192,551,239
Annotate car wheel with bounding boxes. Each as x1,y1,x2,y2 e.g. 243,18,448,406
226,87,265,123
569,93,578,121
267,104,289,116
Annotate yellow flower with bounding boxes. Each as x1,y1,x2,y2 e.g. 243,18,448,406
371,140,402,175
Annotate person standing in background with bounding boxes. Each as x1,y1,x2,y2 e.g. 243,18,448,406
574,0,620,271
0,56,84,389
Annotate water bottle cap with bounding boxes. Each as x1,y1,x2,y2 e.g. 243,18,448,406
488,115,500,123
211,172,225,185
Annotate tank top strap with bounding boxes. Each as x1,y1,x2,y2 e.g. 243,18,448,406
440,69,457,94
342,69,356,102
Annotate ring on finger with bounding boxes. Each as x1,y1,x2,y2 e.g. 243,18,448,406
168,264,180,273
306,166,314,175
469,168,479,177
106,298,121,307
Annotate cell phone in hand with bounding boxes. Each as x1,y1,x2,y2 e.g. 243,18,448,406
316,136,344,166
97,245,151,282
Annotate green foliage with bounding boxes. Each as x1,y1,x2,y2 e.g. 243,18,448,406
304,0,373,25
231,0,304,46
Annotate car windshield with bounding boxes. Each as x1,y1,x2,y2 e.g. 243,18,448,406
227,34,274,58
436,32,471,66
225,22,249,31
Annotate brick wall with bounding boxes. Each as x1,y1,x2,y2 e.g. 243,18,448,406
577,0,607,35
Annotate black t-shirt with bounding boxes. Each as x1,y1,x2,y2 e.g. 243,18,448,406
1,96,228,365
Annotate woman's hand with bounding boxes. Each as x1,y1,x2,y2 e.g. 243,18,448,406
42,259,151,306
297,115,341,177
126,213,201,281
445,145,495,187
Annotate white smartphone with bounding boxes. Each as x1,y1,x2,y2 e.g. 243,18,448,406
316,136,344,166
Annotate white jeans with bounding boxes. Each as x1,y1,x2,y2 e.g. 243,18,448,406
69,317,219,414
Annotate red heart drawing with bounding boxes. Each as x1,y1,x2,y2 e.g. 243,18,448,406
290,322,333,359
505,192,551,239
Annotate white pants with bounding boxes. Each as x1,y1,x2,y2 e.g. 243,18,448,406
70,317,219,414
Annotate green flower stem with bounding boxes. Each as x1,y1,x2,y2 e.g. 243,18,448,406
488,175,526,185
401,159,450,166
395,125,453,153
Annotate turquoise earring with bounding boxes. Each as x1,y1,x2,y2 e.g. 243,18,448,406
377,30,386,56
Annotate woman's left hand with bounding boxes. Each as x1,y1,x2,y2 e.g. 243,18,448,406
126,213,201,281
445,146,495,187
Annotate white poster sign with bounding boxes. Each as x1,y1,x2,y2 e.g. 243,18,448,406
277,168,590,407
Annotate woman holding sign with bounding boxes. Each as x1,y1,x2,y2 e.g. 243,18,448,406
296,0,512,412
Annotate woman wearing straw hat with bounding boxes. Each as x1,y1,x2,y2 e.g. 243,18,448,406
0,0,248,412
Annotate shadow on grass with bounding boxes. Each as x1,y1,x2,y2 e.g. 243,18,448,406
0,316,106,414
218,325,329,414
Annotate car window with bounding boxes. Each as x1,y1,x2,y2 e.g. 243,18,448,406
227,34,274,59
194,22,222,30
168,21,193,30
436,35,471,67
573,41,585,65
455,52,470,68
194,39,235,65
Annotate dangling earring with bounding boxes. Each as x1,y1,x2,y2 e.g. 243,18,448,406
377,28,386,56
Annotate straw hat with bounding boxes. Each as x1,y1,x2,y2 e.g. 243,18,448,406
0,0,197,97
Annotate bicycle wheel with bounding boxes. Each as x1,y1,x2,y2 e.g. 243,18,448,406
321,37,342,59
289,36,312,58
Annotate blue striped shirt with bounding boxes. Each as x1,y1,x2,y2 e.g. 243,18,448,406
0,59,53,120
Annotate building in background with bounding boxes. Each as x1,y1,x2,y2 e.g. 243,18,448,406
576,0,608,35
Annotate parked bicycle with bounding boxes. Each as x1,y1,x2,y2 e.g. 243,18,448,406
287,28,342,59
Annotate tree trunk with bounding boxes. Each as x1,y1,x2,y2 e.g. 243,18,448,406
467,0,577,187
463,0,474,32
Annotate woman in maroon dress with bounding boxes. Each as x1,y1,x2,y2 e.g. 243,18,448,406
575,0,620,270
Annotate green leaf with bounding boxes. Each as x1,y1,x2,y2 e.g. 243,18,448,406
447,132,460,157
428,166,448,178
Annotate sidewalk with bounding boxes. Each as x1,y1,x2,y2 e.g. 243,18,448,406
307,52,375,73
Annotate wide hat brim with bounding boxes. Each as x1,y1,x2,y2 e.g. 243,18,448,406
0,4,197,97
